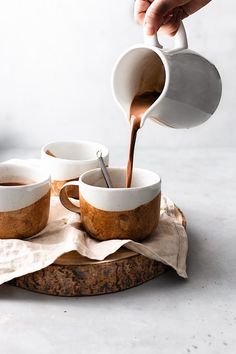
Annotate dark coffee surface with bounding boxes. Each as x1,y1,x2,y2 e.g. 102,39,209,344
126,91,160,188
0,182,31,186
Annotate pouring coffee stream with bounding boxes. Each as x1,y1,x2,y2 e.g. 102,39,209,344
96,92,161,189
126,91,161,188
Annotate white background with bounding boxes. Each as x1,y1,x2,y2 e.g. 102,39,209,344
0,0,234,151
0,3,236,352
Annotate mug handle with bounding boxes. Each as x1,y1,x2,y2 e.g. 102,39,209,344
144,21,188,51
59,181,80,213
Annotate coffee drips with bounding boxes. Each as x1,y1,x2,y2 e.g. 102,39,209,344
126,91,160,188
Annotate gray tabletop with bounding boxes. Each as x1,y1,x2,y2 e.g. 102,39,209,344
0,147,235,354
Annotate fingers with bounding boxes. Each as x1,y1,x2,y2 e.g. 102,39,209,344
160,0,212,35
144,0,172,35
134,0,154,25
144,0,191,35
135,0,212,36
159,6,188,36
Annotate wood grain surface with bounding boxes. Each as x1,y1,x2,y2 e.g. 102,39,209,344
80,193,161,241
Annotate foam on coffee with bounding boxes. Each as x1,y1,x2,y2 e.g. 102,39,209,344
126,91,160,188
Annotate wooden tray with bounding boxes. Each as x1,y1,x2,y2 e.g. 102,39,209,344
9,207,186,297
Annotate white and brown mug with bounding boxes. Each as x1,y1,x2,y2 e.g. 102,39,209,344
0,160,51,239
59,167,161,242
41,140,109,196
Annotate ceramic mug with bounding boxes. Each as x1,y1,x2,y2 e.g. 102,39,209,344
0,160,51,239
59,167,161,241
41,140,109,196
112,22,222,129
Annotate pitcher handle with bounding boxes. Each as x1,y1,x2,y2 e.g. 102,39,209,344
144,21,188,51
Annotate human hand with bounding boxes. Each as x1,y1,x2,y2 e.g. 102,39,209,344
134,0,211,36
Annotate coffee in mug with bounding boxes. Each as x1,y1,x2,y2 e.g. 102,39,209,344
59,167,161,241
0,182,30,186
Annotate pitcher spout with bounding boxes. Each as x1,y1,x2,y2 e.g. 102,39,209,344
112,45,166,124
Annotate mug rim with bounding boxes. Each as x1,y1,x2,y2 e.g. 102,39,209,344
79,167,161,192
0,161,50,190
41,140,109,164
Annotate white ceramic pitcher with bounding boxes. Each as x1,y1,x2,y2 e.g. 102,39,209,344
112,23,222,129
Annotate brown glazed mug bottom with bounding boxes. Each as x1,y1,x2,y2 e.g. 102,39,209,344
0,190,50,239
0,160,51,239
80,193,161,241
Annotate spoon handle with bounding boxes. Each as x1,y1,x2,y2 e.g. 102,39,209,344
96,151,113,188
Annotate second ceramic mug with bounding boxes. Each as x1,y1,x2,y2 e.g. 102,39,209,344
59,167,161,241
41,140,109,196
